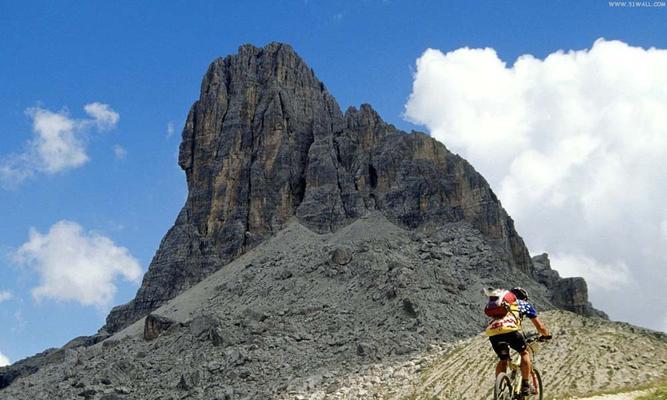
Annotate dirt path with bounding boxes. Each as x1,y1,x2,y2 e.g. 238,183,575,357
568,388,653,400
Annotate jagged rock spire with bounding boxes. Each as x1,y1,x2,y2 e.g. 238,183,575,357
105,42,536,333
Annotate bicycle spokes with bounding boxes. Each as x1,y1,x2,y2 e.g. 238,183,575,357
494,373,514,400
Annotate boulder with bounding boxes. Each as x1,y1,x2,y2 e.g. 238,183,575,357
331,247,352,265
190,314,225,346
144,314,176,341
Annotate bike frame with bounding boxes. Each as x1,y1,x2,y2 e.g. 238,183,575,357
506,350,527,396
506,335,540,398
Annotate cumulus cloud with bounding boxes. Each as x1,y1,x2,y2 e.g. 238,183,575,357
0,351,10,367
0,290,12,303
0,103,119,187
13,220,142,308
405,39,667,331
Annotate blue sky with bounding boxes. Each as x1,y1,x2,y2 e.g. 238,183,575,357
1,1,666,364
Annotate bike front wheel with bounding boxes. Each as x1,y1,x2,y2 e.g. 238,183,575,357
494,372,513,400
529,368,543,400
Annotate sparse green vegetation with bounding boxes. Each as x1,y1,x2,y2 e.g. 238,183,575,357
546,380,667,400
636,384,667,400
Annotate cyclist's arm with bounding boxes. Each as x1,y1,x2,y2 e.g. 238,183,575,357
521,301,551,337
529,316,550,337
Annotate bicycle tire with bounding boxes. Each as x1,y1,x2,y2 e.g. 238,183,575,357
494,372,513,400
530,368,543,400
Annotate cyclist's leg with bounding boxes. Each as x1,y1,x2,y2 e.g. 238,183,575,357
489,334,512,376
496,360,508,376
519,350,532,380
504,332,536,395
506,331,531,380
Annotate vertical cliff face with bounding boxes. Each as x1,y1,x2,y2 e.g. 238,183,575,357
532,253,608,318
105,43,544,333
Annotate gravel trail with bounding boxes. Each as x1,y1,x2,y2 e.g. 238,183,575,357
569,389,654,399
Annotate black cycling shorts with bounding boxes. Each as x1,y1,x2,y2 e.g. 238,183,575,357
489,331,527,360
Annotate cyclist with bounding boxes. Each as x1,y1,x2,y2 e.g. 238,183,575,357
484,287,552,397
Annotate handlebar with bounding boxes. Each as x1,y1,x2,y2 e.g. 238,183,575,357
525,333,553,343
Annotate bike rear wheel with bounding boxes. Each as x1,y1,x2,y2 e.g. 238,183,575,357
494,372,513,400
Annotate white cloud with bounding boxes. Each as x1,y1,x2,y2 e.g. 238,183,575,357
0,103,119,187
0,290,12,303
13,220,142,308
166,121,176,138
26,107,89,174
83,102,120,130
405,39,667,332
12,310,26,333
113,145,127,160
550,254,632,291
0,351,10,367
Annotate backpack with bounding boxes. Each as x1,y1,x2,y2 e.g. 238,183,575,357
484,289,517,318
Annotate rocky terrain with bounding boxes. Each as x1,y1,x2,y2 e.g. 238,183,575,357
3,214,664,399
0,213,554,399
104,42,572,335
2,42,651,399
343,310,667,400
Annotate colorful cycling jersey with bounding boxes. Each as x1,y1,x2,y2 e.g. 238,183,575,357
516,300,538,319
485,300,538,336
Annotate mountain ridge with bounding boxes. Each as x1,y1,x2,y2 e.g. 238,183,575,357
1,213,662,399
0,42,614,397
104,41,600,336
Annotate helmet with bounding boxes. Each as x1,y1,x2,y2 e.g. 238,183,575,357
511,287,528,300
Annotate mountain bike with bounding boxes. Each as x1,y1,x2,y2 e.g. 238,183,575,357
493,333,548,400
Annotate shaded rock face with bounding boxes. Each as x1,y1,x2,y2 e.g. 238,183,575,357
105,43,556,333
532,253,608,318
143,314,176,341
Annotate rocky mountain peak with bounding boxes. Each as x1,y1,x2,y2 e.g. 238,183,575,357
203,42,321,93
0,42,616,398
532,253,607,318
104,42,600,335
